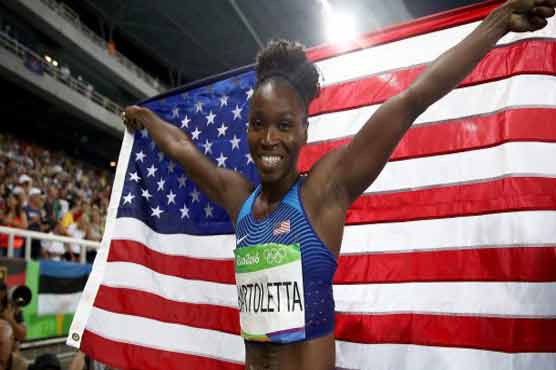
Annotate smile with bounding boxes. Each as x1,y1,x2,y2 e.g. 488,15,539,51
260,155,284,168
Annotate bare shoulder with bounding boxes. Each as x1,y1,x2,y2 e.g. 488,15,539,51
218,168,255,223
300,146,350,255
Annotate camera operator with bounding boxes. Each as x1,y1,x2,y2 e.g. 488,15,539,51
0,281,27,342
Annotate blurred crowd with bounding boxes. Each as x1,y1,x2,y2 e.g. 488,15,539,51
0,133,113,261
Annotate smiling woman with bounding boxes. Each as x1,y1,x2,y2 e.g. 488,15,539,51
120,1,556,368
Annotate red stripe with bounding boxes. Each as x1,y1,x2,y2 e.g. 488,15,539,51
89,286,556,353
309,39,556,117
306,1,503,62
335,247,556,284
347,176,556,224
109,239,235,284
335,313,556,353
299,107,556,172
81,329,243,370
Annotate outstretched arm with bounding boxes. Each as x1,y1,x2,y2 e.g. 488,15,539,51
321,0,555,205
123,106,253,222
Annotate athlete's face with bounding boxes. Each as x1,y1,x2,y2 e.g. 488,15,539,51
248,79,307,184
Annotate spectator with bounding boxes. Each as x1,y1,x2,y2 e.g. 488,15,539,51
40,223,65,261
0,191,28,257
43,185,61,229
0,320,26,370
23,188,47,259
66,214,88,261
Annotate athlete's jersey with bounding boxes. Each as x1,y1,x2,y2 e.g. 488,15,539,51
234,177,337,343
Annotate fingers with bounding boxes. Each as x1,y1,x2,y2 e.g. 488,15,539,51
532,5,556,17
535,0,556,7
530,14,549,29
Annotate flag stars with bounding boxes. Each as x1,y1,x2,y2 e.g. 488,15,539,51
166,190,176,205
190,189,201,203
151,206,164,218
179,204,190,219
246,88,254,99
204,203,214,218
157,178,166,192
181,115,191,128
230,135,241,150
140,129,149,138
168,161,176,173
129,172,140,182
216,153,228,168
206,111,216,125
219,95,229,107
171,107,180,118
191,127,202,140
146,164,158,177
122,192,135,205
158,152,165,162
217,123,229,137
245,153,254,165
135,151,146,163
177,175,187,188
141,188,152,201
202,139,213,155
195,101,204,113
232,105,242,120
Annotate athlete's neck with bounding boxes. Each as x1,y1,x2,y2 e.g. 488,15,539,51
259,171,299,205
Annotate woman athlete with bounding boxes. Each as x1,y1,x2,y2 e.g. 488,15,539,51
122,1,555,369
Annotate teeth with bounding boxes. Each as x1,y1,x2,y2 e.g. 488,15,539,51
261,156,281,166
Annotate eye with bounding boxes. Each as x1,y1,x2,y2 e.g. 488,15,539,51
250,118,263,130
278,121,291,131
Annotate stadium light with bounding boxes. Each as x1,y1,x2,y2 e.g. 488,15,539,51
44,55,52,63
52,60,58,67
110,161,117,167
318,0,358,44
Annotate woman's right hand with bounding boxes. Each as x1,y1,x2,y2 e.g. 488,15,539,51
121,105,146,133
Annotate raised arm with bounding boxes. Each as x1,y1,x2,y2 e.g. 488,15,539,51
320,0,555,205
123,106,253,222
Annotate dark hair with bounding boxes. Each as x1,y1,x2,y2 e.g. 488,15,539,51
255,39,320,109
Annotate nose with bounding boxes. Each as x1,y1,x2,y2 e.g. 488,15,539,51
262,126,279,147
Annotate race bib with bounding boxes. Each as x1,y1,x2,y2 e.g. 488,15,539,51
234,243,305,343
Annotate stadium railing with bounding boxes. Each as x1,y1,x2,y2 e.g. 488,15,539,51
0,226,100,264
0,30,122,115
39,0,166,93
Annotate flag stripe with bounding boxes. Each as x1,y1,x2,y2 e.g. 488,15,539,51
92,285,556,353
307,75,556,144
313,18,556,86
111,211,556,259
335,313,556,353
349,176,556,224
86,307,245,363
38,275,89,294
108,240,556,285
310,39,556,117
335,341,556,370
81,330,243,370
336,247,556,284
301,107,556,172
306,1,503,62
100,261,556,317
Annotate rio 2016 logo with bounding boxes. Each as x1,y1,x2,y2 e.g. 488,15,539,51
264,247,287,265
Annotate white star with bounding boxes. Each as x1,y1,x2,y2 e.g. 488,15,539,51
232,105,242,120
202,139,213,155
135,151,146,162
141,188,152,201
171,107,180,118
246,88,254,99
158,152,164,162
168,161,175,173
204,203,214,218
129,172,140,182
195,101,204,113
166,190,176,205
150,141,156,150
219,95,229,107
157,178,166,191
141,129,148,138
190,189,201,203
122,192,135,205
217,123,229,137
229,135,241,150
206,111,216,125
181,115,191,128
146,164,158,177
179,204,190,219
216,152,228,168
177,175,187,188
245,153,254,164
151,206,163,218
191,127,202,140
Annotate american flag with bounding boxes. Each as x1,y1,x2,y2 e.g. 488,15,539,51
69,1,556,369
273,219,291,236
